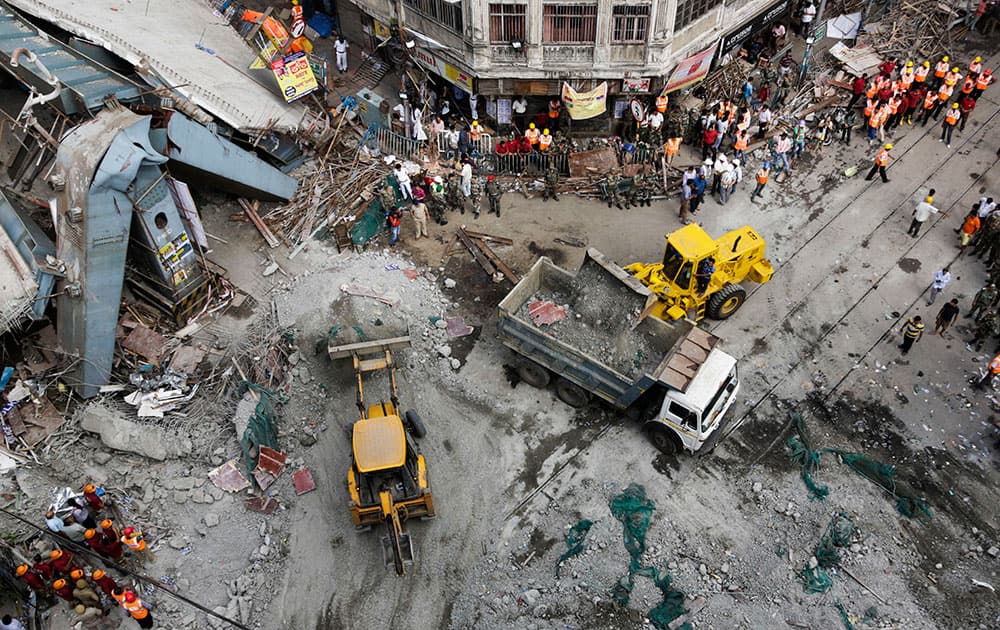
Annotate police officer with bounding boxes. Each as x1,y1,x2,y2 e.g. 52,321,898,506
485,175,502,217
543,163,559,202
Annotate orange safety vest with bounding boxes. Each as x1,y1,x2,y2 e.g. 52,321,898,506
664,137,682,155
734,135,748,151
977,74,992,90
938,85,953,101
756,170,769,184
934,61,948,78
865,82,878,98
877,76,890,91
112,592,126,606
538,134,552,150
969,61,982,75
123,599,149,620
470,128,481,141
875,149,889,166
864,98,876,117
923,92,937,109
990,355,1000,374
888,97,902,114
944,71,960,87
914,66,929,82
525,128,539,144
945,108,961,125
900,68,915,86
961,77,976,94
656,95,668,112
122,533,146,552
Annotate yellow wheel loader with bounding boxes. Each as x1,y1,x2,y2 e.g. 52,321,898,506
330,329,435,576
625,223,774,321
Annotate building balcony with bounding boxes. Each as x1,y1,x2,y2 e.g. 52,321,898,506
490,45,528,65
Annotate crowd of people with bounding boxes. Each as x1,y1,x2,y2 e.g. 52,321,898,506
11,483,156,628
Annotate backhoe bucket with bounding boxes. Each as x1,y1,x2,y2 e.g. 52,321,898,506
381,531,415,574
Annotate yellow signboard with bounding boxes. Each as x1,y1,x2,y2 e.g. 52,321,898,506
373,19,392,40
250,41,279,69
271,51,320,103
561,82,608,120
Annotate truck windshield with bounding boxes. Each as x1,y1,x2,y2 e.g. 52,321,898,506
700,366,738,434
661,244,686,285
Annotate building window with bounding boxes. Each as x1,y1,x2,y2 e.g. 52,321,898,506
403,0,464,33
612,5,650,43
674,0,722,32
489,4,526,42
543,4,598,43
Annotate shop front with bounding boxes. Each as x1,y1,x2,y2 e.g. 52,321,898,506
716,0,792,65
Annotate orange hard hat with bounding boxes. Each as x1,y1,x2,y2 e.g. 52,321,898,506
70,569,84,580
16,565,28,576
100,519,113,529
93,570,105,580
53,579,66,589
125,591,136,603
123,527,135,536
84,529,96,539
84,484,96,493
50,550,62,560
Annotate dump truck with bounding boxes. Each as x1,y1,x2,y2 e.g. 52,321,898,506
625,223,774,321
328,328,435,576
498,249,742,454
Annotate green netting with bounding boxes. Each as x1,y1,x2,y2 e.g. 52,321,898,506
785,413,931,519
609,484,691,630
785,414,830,500
349,197,388,246
799,512,854,594
836,601,857,630
555,520,593,577
238,382,289,476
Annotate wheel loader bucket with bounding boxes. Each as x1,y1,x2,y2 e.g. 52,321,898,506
382,532,415,573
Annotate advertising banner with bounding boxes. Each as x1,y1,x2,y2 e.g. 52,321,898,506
662,43,717,94
561,82,608,120
270,51,320,103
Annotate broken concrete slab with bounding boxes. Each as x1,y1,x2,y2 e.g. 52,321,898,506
80,404,192,461
245,496,279,515
208,460,251,493
292,468,316,495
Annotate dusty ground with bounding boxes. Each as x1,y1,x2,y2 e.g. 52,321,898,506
4,38,1000,630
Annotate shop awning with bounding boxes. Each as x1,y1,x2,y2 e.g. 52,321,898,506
661,44,717,95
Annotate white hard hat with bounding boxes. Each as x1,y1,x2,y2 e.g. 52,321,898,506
703,158,713,165
732,159,740,166
434,176,443,183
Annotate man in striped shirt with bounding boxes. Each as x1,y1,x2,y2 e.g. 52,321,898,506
898,315,925,354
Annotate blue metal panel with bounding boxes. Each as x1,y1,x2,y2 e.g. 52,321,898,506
0,191,55,320
0,3,141,114
149,112,298,201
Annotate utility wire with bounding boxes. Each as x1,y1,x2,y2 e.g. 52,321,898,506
0,505,249,630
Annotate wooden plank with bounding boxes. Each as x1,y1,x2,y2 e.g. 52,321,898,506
239,198,280,248
476,238,521,284
460,229,513,246
456,229,496,276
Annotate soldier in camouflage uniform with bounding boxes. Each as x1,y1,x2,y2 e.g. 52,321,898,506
379,183,397,213
446,173,464,215
973,212,1000,260
604,168,623,209
469,175,482,218
428,176,448,225
486,175,502,217
542,163,559,202
969,309,1000,351
634,174,653,207
969,283,999,320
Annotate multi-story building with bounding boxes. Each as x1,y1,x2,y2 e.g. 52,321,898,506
340,0,791,120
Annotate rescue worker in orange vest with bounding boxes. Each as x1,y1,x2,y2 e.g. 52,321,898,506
887,93,904,129
973,69,994,100
122,591,154,629
863,97,877,119
524,123,540,151
865,143,893,183
931,56,949,89
974,354,1000,388
15,565,46,592
919,89,938,126
82,484,105,512
944,66,961,88
865,79,878,99
941,102,961,147
932,83,953,120
968,56,982,78
655,93,668,113
961,75,976,96
899,61,915,88
750,162,770,201
52,579,74,603
121,526,155,561
469,120,481,142
664,135,682,165
732,131,748,161
548,98,561,131
538,128,552,151
111,588,127,608
914,60,930,84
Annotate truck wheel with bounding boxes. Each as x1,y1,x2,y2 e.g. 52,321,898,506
644,424,681,455
555,377,590,408
404,410,427,439
707,284,747,320
517,362,551,388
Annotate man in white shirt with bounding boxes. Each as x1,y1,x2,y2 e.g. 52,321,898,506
512,95,527,131
334,35,349,73
978,196,997,217
647,110,664,133
394,163,412,200
460,161,473,197
908,195,939,237
928,266,951,305
800,2,816,36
